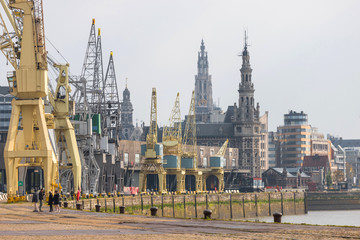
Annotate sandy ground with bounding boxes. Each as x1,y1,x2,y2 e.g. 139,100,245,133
0,202,359,239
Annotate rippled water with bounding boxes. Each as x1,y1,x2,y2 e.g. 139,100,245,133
258,210,360,227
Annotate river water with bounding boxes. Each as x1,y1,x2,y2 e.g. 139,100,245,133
257,210,360,227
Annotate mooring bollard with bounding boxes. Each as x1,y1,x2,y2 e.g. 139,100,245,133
150,207,158,216
119,206,125,214
95,204,101,212
203,209,212,219
76,203,82,210
273,212,282,223
63,201,68,208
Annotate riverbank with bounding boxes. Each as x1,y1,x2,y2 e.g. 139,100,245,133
1,202,359,239
66,192,305,220
307,192,360,211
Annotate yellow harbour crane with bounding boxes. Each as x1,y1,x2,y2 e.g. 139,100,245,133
0,0,59,201
182,90,203,192
162,93,185,192
204,139,229,192
139,88,166,193
48,64,81,193
162,92,182,155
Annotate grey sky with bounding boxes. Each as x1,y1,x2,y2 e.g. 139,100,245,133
0,0,359,138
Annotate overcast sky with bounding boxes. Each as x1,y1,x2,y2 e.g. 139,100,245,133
1,0,359,139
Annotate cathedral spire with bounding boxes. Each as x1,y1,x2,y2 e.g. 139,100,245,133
194,39,214,120
241,30,250,67
197,39,208,75
237,31,258,122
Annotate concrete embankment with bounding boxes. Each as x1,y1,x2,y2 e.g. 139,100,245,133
307,192,360,211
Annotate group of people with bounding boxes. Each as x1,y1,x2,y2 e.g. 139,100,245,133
32,188,60,213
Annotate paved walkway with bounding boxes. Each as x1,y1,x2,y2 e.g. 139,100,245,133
0,202,359,239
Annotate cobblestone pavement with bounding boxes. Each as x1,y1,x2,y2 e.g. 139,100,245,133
0,202,360,239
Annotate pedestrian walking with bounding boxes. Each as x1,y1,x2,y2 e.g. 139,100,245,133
54,190,60,213
39,188,44,212
48,191,54,212
32,188,39,212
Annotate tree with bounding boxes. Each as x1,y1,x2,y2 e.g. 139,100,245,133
333,170,345,183
326,171,332,188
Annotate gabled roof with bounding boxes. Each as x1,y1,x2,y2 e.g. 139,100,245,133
263,167,310,178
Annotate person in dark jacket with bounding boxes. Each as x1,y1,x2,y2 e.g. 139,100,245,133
39,188,44,212
48,191,54,212
32,188,39,212
53,190,60,213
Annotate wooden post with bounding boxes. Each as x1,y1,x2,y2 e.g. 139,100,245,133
243,196,246,218
132,195,134,214
161,194,164,217
304,192,308,214
113,198,116,213
151,195,153,207
229,194,233,219
268,193,271,216
141,194,144,212
255,194,258,217
90,199,92,211
194,194,197,218
105,199,107,212
172,195,175,218
82,200,84,210
218,195,220,219
206,194,209,209
281,192,284,215
122,196,124,206
294,192,296,215
183,196,186,218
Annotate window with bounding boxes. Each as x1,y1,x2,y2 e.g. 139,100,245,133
203,157,207,168
124,153,129,165
232,158,236,167
210,149,214,156
135,154,140,164
200,149,204,156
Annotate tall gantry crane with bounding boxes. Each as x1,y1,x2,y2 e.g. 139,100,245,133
72,19,102,194
204,139,228,191
0,0,58,200
139,88,166,193
182,90,203,192
163,92,182,155
102,51,120,140
48,64,81,194
162,93,185,192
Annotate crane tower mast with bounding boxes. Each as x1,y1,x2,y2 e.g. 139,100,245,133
0,0,59,200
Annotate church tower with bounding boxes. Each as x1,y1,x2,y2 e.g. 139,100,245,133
194,40,214,122
120,82,134,140
233,32,261,177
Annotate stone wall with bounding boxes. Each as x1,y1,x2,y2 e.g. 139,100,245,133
307,192,360,211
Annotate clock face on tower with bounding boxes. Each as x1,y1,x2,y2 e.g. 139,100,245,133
199,98,207,106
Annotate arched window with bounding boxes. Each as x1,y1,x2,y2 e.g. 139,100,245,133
246,75,248,82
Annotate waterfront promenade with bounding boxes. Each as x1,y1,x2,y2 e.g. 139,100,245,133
0,202,359,239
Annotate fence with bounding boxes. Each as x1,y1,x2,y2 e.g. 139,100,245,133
66,192,305,219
